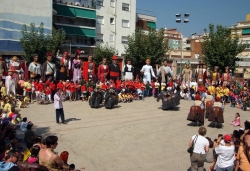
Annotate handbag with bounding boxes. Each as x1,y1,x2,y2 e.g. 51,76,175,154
187,135,198,153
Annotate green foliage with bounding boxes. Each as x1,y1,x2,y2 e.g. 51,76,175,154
20,23,66,63
201,24,246,73
93,44,118,65
124,28,167,68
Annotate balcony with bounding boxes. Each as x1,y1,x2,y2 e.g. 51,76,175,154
53,16,95,28
58,25,96,37
53,3,96,20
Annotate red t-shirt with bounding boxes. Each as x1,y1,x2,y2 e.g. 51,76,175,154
168,82,174,87
69,83,75,93
140,83,146,91
110,83,116,89
81,85,87,92
88,87,94,92
134,82,140,89
57,82,64,90
64,83,70,90
38,83,44,92
34,82,39,91
45,87,51,95
49,83,55,91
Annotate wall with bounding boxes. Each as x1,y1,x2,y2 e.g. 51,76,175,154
96,0,136,56
0,0,53,54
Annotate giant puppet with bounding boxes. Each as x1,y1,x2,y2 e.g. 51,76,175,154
140,59,155,84
57,51,71,81
195,61,207,86
108,55,120,82
181,61,192,89
211,66,220,85
41,52,56,81
122,58,134,80
98,58,109,82
7,56,24,80
221,66,231,86
28,54,42,79
82,55,96,81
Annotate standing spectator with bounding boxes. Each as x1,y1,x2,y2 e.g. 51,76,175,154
235,131,250,171
214,134,235,171
188,126,209,171
54,88,66,124
0,149,20,171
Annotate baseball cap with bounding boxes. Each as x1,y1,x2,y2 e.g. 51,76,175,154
224,134,232,142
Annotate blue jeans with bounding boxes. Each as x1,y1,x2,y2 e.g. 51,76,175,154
216,165,234,171
56,108,65,123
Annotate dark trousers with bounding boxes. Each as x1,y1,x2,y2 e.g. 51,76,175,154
56,108,65,123
154,88,159,98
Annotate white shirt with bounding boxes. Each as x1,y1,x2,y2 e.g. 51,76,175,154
190,81,198,92
192,135,209,154
54,93,63,109
215,145,235,168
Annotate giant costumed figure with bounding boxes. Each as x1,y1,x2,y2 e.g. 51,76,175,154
122,58,134,80
72,50,82,83
98,58,109,82
57,51,71,81
5,69,17,95
108,55,120,83
140,59,155,84
212,66,220,85
7,56,24,80
83,55,96,81
28,54,42,79
221,66,231,87
41,52,56,81
181,61,192,90
195,61,207,86
0,56,5,77
156,59,172,92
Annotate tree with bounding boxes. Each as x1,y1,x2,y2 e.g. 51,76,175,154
124,28,168,69
20,23,66,63
201,24,246,73
93,44,118,65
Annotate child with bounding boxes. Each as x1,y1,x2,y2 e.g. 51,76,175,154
154,79,160,98
161,82,166,91
24,95,30,107
230,113,240,127
45,85,52,102
0,84,6,97
81,82,87,101
39,91,46,105
145,81,151,97
27,145,40,164
19,97,28,108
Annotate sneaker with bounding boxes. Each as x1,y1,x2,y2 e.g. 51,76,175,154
62,122,67,124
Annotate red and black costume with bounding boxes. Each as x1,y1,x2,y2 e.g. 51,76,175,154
108,56,120,83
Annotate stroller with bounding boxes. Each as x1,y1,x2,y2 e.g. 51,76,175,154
136,88,144,100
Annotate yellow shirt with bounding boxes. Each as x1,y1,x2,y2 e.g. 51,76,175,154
0,86,6,96
4,103,12,113
19,101,25,108
208,86,215,95
236,146,250,170
118,94,123,100
23,148,31,162
223,88,229,96
216,87,221,97
23,82,32,89
24,97,30,103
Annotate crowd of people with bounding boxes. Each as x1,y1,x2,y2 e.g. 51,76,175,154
188,125,250,171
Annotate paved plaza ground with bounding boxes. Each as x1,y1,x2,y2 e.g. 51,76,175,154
20,98,249,171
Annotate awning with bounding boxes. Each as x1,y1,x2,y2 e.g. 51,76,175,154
75,8,96,19
53,4,96,19
242,28,250,35
53,4,75,17
58,25,96,37
147,21,156,29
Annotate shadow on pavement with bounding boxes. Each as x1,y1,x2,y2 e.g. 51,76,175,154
65,118,81,123
187,167,206,171
187,122,204,127
33,126,51,137
207,122,223,129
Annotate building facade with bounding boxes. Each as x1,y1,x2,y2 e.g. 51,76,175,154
53,0,97,58
0,0,53,57
95,0,136,56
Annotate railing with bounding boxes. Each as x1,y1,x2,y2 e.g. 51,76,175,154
54,0,96,9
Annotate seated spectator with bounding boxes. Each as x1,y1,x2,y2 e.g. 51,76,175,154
0,149,20,171
39,136,75,171
27,145,40,164
24,124,35,148
23,142,33,162
230,112,241,127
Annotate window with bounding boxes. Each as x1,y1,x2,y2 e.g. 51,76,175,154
110,18,115,24
110,34,114,42
96,34,103,42
97,0,103,6
122,19,129,27
122,3,129,11
246,40,250,49
186,40,191,44
110,0,115,7
96,16,104,24
121,36,128,44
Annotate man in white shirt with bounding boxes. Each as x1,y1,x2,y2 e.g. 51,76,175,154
54,88,66,124
215,134,235,171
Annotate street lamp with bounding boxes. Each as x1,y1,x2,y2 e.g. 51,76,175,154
175,13,190,74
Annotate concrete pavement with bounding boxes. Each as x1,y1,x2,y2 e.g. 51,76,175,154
20,98,250,171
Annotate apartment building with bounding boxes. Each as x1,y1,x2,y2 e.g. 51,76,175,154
95,0,136,56
230,14,250,79
53,0,97,57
